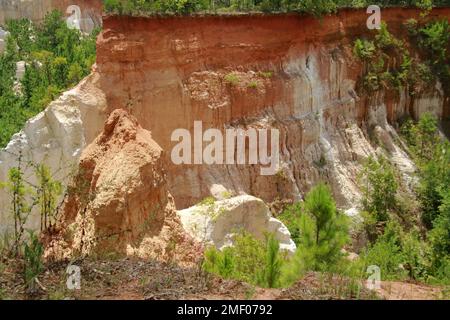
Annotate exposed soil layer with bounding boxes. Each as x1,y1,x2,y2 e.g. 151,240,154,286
95,8,450,209
50,109,202,265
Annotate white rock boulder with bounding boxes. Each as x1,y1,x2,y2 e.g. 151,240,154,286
0,73,106,235
178,195,297,255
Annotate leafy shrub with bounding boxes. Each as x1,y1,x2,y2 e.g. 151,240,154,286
375,22,403,49
398,114,450,284
353,39,376,60
359,156,398,223
203,231,283,288
295,0,338,17
360,221,407,281
258,71,273,79
429,190,450,281
401,230,431,280
401,114,450,229
419,20,450,65
278,203,302,245
404,18,450,92
354,23,413,93
23,231,44,289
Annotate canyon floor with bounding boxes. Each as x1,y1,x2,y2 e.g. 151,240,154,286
0,257,446,300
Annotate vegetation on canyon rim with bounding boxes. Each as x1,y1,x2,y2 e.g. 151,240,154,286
0,8,449,299
0,10,98,148
354,18,450,96
103,0,450,16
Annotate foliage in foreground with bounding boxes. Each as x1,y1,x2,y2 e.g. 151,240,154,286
203,232,284,288
400,114,450,283
205,184,352,288
354,113,450,285
0,157,63,292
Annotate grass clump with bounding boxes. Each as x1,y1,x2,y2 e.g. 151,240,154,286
224,73,240,86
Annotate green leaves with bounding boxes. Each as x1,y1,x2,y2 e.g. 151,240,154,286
279,184,350,286
202,231,283,288
353,39,376,61
419,20,450,65
359,156,398,222
361,221,408,281
397,114,450,283
412,19,450,92
0,10,98,148
257,235,282,288
23,231,44,289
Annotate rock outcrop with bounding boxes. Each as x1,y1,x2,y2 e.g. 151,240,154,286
59,109,201,264
0,73,106,234
178,195,297,254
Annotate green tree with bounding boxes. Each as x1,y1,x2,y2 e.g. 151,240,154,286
51,57,69,88
281,184,350,285
402,114,450,229
359,156,398,222
35,164,63,232
429,189,450,280
67,63,84,85
0,10,97,148
0,156,33,256
257,234,282,288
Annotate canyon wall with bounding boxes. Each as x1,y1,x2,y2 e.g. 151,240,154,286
1,8,449,235
95,8,449,209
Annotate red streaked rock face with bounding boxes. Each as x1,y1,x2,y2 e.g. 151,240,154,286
93,9,450,209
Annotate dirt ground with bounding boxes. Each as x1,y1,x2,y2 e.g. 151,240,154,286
0,257,447,300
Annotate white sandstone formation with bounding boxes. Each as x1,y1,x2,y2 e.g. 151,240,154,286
177,195,297,255
0,73,106,234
